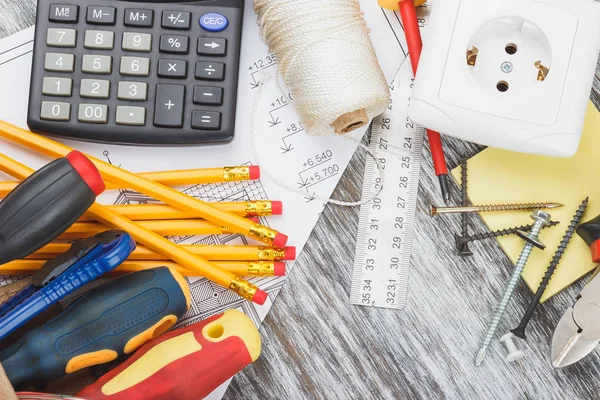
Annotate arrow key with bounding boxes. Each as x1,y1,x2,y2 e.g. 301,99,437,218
197,38,227,56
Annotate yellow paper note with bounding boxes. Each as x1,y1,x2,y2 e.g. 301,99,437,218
451,101,600,302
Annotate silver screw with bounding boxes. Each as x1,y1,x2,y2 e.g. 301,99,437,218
501,61,513,73
475,210,551,365
500,333,525,362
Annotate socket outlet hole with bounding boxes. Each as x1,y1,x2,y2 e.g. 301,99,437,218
505,43,518,55
466,17,552,91
496,81,509,92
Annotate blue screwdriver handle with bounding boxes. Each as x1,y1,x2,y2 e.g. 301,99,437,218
0,267,190,388
0,233,136,342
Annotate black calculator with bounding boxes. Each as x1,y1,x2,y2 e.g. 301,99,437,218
27,0,244,145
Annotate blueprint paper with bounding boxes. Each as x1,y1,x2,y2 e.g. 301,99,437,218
0,2,408,397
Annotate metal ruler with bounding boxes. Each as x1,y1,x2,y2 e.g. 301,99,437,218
350,58,424,310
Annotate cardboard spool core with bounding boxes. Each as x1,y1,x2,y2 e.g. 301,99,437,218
332,109,369,134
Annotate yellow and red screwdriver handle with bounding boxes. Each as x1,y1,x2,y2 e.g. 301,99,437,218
77,309,261,400
0,150,104,264
0,267,190,388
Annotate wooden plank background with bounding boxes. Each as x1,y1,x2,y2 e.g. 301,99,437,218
1,1,599,398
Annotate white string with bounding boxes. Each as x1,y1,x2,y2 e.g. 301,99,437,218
250,0,390,206
250,73,385,206
253,0,389,137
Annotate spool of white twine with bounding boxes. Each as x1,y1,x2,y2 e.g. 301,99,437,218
253,0,390,136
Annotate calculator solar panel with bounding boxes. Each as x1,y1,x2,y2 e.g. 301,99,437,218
27,0,243,145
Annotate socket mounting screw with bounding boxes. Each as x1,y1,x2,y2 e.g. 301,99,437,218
475,210,551,366
457,158,472,256
510,197,589,340
455,221,560,249
501,61,513,73
499,333,525,362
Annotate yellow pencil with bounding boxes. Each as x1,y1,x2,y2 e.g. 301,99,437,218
58,218,256,239
29,243,296,261
75,201,283,221
0,120,287,248
0,260,285,277
0,166,260,195
0,152,268,305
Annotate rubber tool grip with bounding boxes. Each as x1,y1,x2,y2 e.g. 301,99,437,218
0,267,190,387
0,151,104,264
77,309,261,400
577,214,600,263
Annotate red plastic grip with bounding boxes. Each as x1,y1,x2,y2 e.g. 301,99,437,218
66,151,105,196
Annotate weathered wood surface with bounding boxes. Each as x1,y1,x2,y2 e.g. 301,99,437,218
1,1,600,398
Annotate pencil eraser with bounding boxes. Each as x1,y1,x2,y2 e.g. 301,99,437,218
248,217,260,223
271,201,283,215
66,150,105,196
284,246,296,260
274,262,286,276
252,289,268,305
273,232,288,247
249,166,260,180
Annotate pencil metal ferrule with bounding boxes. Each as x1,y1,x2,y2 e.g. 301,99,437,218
247,262,276,276
248,223,277,245
246,201,273,217
229,276,259,301
257,247,285,260
223,166,250,181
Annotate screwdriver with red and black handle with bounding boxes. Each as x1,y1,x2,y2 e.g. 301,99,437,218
0,150,105,264
0,267,190,388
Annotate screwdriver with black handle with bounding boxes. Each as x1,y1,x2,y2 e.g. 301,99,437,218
0,150,105,264
0,267,191,388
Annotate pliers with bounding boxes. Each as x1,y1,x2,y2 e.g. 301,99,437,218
551,268,600,368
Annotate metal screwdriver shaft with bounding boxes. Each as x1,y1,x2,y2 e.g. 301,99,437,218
431,203,562,216
475,210,551,366
511,198,589,340
456,221,560,248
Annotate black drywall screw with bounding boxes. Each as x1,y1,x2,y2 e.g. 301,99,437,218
510,197,589,340
455,220,560,249
457,158,472,257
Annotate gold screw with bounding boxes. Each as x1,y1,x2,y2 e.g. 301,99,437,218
430,202,563,216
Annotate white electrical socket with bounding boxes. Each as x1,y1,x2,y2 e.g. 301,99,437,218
407,0,600,157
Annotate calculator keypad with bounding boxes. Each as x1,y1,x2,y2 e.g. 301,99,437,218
124,9,154,27
161,11,191,30
80,79,110,98
84,30,114,49
81,54,112,74
116,106,146,125
160,34,189,54
41,101,71,120
86,6,116,25
49,4,79,23
120,56,150,76
29,0,243,144
45,53,75,72
158,59,187,79
117,81,148,101
78,103,108,123
42,77,72,96
122,32,152,52
46,28,77,47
